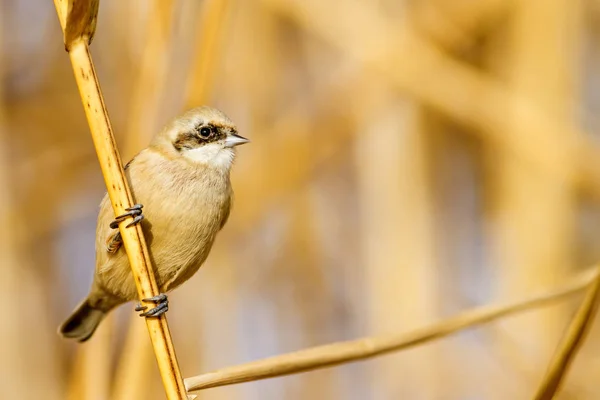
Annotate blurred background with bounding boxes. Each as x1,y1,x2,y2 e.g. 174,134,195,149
2,0,600,399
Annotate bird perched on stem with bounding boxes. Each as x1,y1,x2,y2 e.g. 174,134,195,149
59,106,248,342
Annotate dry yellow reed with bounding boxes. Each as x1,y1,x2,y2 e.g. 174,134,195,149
62,0,99,51
112,317,155,400
53,1,188,399
185,266,599,392
185,0,231,107
114,0,177,397
354,95,439,397
66,346,86,400
0,50,31,400
495,1,580,396
82,323,113,400
122,0,175,159
533,276,600,399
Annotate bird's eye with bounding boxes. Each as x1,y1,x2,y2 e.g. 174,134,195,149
199,127,212,138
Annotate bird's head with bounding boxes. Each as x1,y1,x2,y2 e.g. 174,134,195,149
154,106,249,171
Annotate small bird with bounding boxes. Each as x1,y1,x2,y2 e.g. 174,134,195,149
59,106,248,342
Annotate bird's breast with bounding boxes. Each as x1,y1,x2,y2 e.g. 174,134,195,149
129,158,232,289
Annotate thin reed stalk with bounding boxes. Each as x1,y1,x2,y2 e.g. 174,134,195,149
185,0,231,107
82,323,113,400
533,275,600,399
114,0,177,397
53,1,188,398
112,318,154,400
122,0,175,159
185,266,599,392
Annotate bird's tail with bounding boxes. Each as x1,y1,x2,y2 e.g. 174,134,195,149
58,297,106,342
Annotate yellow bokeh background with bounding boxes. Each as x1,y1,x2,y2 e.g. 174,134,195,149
2,1,600,399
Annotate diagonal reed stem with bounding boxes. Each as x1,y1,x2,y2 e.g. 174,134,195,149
53,1,188,398
533,273,600,399
185,266,598,392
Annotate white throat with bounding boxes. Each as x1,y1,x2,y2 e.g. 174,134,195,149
183,142,235,170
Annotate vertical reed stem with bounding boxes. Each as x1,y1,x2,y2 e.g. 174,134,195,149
53,1,188,398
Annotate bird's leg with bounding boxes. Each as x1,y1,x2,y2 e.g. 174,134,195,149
110,204,144,229
135,293,169,317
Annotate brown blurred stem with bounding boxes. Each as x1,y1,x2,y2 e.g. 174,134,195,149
53,1,188,399
185,266,598,392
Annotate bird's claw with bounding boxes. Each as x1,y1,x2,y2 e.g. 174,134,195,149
139,301,168,317
110,204,144,229
135,293,169,318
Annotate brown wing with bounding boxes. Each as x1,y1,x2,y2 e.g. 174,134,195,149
219,195,232,230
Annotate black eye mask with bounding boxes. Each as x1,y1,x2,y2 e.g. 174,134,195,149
173,124,229,151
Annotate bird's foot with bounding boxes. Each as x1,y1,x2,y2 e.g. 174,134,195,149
110,204,144,229
135,293,169,317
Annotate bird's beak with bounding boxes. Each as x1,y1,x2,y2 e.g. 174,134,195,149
224,133,250,148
